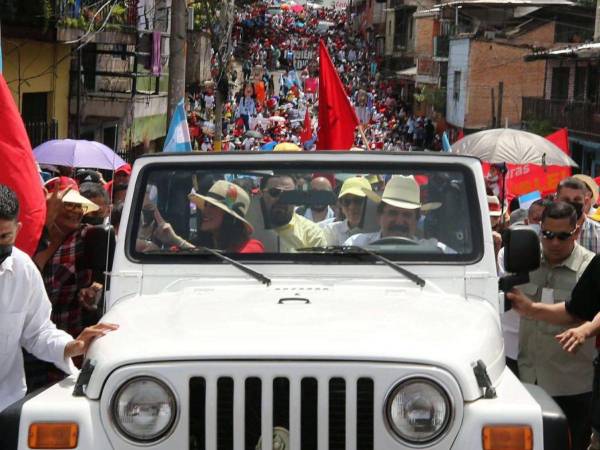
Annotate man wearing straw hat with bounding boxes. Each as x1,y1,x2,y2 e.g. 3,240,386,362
26,177,106,391
344,175,452,253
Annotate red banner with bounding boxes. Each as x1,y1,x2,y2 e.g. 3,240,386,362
484,128,571,199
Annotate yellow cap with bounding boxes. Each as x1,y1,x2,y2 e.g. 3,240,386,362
338,177,372,199
365,174,382,185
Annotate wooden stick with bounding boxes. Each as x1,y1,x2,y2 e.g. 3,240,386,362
358,124,370,150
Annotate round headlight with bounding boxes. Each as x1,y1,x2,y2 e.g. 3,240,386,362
386,378,451,444
111,376,177,442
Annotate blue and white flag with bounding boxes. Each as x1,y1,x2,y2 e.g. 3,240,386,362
442,131,452,152
518,190,541,210
163,98,192,152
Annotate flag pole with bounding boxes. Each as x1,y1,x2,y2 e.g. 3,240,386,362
358,124,370,150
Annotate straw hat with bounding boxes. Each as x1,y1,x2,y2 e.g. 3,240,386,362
188,181,253,233
487,195,502,217
363,175,441,211
573,174,599,204
338,177,372,199
44,176,99,214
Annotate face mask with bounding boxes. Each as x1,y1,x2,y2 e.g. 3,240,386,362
82,215,104,226
0,244,13,266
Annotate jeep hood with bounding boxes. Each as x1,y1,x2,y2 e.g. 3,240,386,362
85,283,504,401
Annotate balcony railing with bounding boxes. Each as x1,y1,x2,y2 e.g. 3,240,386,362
56,0,138,30
522,97,600,137
25,120,58,148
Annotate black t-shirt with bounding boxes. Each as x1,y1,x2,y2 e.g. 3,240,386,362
565,255,600,321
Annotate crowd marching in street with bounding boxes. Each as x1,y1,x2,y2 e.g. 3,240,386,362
185,1,443,152
1,2,600,450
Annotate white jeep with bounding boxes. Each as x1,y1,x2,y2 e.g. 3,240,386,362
2,152,568,450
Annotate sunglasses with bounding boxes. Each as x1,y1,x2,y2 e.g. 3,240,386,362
541,228,576,241
264,187,292,198
340,196,364,207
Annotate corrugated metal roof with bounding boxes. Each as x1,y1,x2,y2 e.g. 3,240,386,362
526,41,600,60
436,0,574,7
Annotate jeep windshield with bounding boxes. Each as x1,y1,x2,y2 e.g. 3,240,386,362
128,160,483,263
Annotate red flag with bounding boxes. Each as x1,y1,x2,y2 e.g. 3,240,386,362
545,128,570,154
300,108,312,143
0,75,46,255
317,40,359,150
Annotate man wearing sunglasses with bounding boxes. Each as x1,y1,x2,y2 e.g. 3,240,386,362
556,176,600,254
507,201,596,450
260,175,327,252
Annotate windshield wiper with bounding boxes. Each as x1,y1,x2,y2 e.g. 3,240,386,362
177,246,271,286
297,245,426,288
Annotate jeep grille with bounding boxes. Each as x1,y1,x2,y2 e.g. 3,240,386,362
189,376,374,450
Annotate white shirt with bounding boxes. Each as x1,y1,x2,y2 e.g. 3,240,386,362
304,206,336,224
321,219,362,246
344,231,455,253
0,247,75,412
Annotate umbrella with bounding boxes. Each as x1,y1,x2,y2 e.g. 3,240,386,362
269,116,286,123
274,142,302,152
261,141,277,151
33,139,126,171
244,130,263,139
451,128,577,224
291,4,304,12
450,129,577,167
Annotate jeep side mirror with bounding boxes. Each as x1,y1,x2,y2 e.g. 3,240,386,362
499,227,540,309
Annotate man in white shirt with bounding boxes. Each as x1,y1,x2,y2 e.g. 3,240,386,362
303,177,336,224
345,175,450,253
0,185,117,412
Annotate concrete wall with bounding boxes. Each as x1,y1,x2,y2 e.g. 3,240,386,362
446,38,469,128
385,9,395,56
1,38,71,138
465,40,545,129
186,31,212,86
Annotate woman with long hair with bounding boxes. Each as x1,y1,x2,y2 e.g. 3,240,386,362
189,180,263,253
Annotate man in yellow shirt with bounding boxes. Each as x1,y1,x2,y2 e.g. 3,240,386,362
261,175,327,252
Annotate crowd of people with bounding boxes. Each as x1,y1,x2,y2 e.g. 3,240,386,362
487,173,600,450
1,157,600,450
185,1,444,152
0,3,599,449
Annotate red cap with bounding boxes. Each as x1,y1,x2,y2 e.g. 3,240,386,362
44,176,78,193
116,163,132,175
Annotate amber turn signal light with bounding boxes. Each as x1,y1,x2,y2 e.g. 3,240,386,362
482,425,533,450
28,422,78,449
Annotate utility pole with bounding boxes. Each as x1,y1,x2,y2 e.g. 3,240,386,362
167,0,188,127
213,0,235,152
595,0,600,41
497,81,504,129
490,87,496,128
